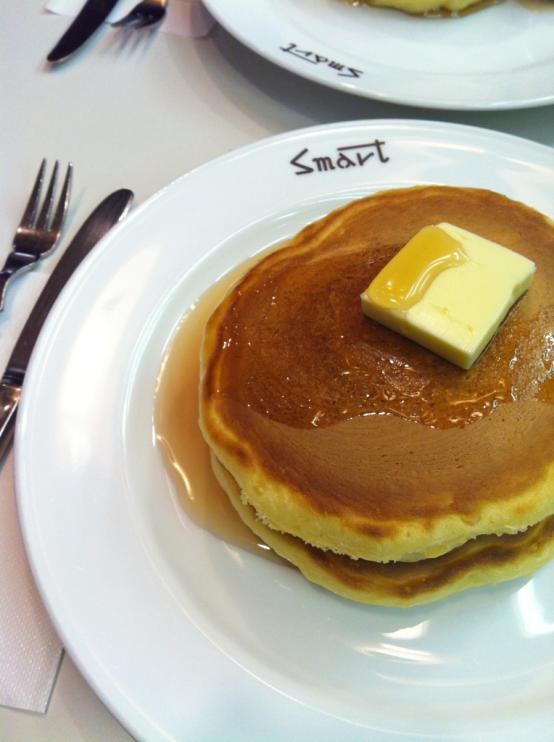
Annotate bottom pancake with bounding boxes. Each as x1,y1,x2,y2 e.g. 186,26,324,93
212,456,554,607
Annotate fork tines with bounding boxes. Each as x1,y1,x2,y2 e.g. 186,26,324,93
0,160,73,311
20,159,73,237
111,0,167,29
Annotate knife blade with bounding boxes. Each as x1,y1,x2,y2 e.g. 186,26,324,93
0,188,133,460
47,0,121,64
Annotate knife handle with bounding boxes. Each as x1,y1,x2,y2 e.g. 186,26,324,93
0,382,21,461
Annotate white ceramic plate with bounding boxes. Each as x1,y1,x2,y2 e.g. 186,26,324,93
203,0,554,110
16,121,554,741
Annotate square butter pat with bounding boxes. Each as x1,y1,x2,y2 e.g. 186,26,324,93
360,223,536,370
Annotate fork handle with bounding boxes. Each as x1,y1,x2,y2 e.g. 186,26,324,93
0,252,39,311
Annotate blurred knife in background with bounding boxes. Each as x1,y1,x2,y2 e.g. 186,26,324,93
47,0,121,64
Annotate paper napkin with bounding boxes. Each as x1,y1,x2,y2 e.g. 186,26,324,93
45,0,216,38
0,451,63,713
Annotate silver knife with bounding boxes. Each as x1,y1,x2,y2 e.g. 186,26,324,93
0,188,133,460
47,0,121,64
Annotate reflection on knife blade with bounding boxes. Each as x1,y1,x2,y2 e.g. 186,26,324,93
0,188,133,461
47,0,121,64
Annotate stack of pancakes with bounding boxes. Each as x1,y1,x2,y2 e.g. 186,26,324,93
199,186,554,606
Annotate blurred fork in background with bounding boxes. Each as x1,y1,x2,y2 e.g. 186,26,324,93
111,0,168,29
0,160,72,311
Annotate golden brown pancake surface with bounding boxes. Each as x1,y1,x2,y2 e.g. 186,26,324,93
200,186,554,562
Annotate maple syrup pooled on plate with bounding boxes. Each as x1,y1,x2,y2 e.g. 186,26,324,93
155,254,285,565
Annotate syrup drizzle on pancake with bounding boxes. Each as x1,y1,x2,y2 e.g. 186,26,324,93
366,225,467,310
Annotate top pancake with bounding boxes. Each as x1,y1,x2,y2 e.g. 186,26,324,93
200,186,554,562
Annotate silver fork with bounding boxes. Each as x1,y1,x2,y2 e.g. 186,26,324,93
111,0,168,29
0,160,72,311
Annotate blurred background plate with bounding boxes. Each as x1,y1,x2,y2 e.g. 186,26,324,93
204,0,554,110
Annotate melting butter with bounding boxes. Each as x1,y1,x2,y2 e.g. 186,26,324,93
361,223,536,370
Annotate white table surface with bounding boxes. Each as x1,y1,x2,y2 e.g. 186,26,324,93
1,1,553,739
